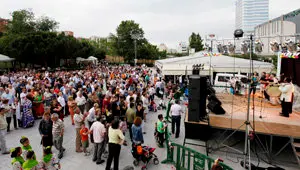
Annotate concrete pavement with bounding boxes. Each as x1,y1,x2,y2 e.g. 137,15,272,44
0,102,173,170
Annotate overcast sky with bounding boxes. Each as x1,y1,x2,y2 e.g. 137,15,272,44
1,0,300,48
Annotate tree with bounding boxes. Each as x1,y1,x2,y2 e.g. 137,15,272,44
0,9,108,68
110,20,164,63
189,32,204,52
36,16,59,32
6,9,36,34
111,20,147,63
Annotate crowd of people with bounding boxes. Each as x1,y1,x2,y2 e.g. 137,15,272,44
0,65,185,170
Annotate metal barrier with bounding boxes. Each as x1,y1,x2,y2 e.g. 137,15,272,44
162,142,233,170
161,127,233,170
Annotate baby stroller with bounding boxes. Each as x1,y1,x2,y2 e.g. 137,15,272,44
131,143,159,170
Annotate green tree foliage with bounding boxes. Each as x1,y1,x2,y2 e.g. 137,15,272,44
110,20,162,63
36,16,59,32
6,9,36,34
0,9,105,67
189,32,204,52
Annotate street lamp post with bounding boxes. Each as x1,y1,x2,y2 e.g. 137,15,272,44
208,34,215,84
134,39,137,66
131,31,141,66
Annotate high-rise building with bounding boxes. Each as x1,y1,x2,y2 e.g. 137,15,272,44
235,0,269,34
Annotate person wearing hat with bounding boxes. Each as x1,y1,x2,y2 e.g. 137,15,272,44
0,107,9,154
170,99,183,138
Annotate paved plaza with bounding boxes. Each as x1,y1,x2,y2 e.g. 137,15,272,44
1,98,299,170
0,99,175,170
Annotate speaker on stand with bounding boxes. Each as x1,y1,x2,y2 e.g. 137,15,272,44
188,75,208,122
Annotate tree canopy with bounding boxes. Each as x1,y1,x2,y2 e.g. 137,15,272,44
0,10,165,67
110,20,166,63
0,9,105,68
189,32,204,52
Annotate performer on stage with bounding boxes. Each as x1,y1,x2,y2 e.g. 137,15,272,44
279,77,293,117
250,72,258,95
260,72,271,101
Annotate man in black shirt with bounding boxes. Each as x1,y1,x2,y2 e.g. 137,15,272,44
111,95,120,117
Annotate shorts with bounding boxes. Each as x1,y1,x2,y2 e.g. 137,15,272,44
82,140,89,148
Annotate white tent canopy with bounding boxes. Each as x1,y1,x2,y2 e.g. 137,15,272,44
155,51,274,76
0,54,15,62
76,57,85,64
76,56,98,64
87,56,98,65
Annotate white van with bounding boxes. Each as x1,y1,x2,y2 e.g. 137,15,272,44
214,73,248,87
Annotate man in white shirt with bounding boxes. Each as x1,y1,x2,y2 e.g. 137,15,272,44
89,117,106,164
279,77,293,117
2,88,14,105
57,92,66,115
75,92,86,114
170,100,183,138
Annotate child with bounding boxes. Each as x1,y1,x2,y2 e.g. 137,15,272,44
149,100,157,112
119,116,127,146
22,150,39,170
2,99,12,132
20,136,33,160
10,147,25,170
79,124,90,156
156,114,167,147
40,146,61,170
14,98,22,128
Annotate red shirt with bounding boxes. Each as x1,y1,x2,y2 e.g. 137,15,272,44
80,127,89,141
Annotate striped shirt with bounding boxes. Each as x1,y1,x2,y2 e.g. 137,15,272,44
52,119,64,137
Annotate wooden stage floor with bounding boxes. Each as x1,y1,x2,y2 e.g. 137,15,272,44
208,93,300,138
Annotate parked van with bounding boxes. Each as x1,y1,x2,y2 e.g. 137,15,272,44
214,73,248,87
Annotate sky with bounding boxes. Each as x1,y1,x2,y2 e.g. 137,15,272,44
1,0,300,48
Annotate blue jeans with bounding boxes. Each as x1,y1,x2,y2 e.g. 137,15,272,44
172,116,181,138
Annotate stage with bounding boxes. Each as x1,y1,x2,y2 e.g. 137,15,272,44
208,93,300,138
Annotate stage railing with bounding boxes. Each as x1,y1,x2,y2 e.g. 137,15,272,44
162,126,233,170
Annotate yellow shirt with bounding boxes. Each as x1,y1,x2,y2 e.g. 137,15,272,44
108,127,125,144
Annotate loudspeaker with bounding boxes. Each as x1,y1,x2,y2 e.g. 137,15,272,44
188,99,200,121
188,75,200,121
192,69,199,75
188,76,208,121
208,94,222,106
199,76,208,118
207,100,225,115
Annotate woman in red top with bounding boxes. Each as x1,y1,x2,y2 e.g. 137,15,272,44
102,95,110,114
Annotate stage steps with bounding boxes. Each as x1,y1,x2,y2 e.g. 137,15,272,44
291,137,300,167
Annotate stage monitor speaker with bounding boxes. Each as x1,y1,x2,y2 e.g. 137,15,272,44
208,94,222,106
188,75,208,121
207,100,225,115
